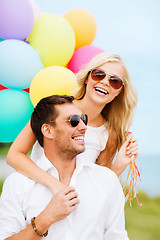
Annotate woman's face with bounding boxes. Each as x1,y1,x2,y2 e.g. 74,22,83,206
85,62,124,106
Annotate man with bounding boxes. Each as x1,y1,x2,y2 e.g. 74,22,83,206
0,95,129,240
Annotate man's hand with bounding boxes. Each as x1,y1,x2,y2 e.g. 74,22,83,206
35,186,79,233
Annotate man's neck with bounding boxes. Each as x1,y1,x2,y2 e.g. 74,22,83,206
44,149,76,185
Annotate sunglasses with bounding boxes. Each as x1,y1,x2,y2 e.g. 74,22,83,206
90,69,124,89
49,114,88,128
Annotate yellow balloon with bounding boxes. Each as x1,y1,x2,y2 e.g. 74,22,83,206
28,13,75,67
64,8,97,50
30,66,78,106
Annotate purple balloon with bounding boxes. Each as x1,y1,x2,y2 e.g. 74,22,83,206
0,0,34,40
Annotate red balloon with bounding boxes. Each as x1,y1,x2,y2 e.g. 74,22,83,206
0,84,8,91
23,88,29,93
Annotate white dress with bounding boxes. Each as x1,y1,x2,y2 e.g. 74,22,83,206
31,125,109,163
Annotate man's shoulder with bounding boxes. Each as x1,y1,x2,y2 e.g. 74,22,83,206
89,163,119,185
91,162,117,176
3,172,35,194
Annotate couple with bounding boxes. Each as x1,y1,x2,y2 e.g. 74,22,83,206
0,52,138,239
0,94,129,239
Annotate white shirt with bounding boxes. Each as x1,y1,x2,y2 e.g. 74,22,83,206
0,154,129,240
31,124,109,163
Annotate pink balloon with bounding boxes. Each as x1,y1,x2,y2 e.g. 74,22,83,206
28,0,41,20
67,45,104,73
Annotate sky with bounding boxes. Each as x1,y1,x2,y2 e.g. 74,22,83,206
35,0,160,156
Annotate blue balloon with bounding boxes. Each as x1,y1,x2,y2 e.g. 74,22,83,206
0,39,44,89
0,89,34,142
0,38,4,42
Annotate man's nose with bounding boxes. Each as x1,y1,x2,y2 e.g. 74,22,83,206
77,119,87,131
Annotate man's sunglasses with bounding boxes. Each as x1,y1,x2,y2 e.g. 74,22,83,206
49,114,88,128
90,69,124,89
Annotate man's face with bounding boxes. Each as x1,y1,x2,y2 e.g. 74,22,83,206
51,103,87,159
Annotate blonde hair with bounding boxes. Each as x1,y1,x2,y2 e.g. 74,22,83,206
74,52,137,150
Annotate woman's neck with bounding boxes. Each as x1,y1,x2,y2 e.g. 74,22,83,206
74,98,105,127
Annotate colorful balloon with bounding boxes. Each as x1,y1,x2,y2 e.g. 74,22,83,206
0,0,34,40
0,84,8,91
30,66,78,106
64,8,97,50
67,45,104,73
0,39,44,89
29,0,41,20
0,89,34,142
28,13,75,67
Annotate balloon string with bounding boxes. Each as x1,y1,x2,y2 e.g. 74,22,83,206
123,133,142,206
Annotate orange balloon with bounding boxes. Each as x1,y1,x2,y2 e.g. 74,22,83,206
64,8,97,50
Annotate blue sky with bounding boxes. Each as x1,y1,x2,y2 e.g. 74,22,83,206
35,0,160,156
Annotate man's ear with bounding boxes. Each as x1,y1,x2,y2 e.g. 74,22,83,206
41,123,54,139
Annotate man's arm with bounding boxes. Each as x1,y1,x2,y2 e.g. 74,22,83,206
104,174,129,240
0,175,79,240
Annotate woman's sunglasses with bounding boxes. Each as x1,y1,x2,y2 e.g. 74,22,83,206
90,69,124,89
49,114,88,128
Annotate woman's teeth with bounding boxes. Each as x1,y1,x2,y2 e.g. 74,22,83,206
95,87,108,95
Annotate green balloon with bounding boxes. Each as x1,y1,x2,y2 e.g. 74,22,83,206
0,89,34,142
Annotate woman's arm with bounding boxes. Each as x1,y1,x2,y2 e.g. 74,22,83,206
111,136,138,176
7,122,67,194
96,131,138,177
96,130,118,168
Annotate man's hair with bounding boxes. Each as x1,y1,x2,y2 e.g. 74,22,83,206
30,95,74,147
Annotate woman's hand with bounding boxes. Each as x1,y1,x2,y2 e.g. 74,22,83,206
48,177,68,195
111,135,138,177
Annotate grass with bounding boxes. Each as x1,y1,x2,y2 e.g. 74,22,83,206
0,142,32,157
125,192,160,240
0,143,12,156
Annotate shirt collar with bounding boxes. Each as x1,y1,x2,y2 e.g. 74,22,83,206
36,152,93,174
36,153,55,172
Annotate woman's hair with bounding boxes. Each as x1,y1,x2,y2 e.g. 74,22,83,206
74,52,137,149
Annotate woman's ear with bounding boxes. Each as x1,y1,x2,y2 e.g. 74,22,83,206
85,74,89,84
115,87,123,97
41,123,54,139
85,78,88,84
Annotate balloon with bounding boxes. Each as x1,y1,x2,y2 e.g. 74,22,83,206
23,88,30,93
0,89,34,142
28,13,75,67
0,39,44,89
28,0,41,20
0,38,4,42
0,84,8,91
30,66,78,106
67,45,104,73
64,8,97,50
0,0,34,40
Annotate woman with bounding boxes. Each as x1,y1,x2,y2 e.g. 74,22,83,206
7,52,138,194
